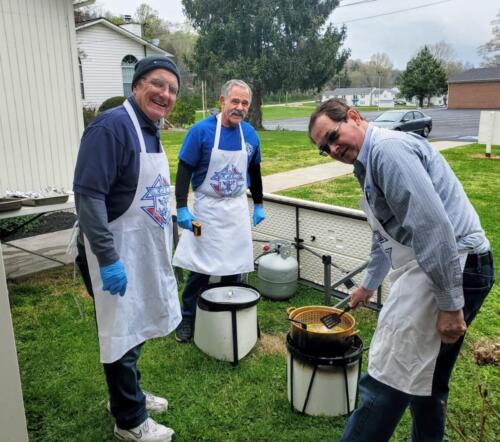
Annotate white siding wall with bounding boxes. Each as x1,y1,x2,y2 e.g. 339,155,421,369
0,0,83,196
77,24,163,109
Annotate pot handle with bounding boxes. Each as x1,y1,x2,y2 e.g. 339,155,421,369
286,307,296,317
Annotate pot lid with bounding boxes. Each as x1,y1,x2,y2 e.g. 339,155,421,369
200,286,260,305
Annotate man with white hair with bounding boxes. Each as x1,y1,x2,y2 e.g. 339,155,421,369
173,79,266,342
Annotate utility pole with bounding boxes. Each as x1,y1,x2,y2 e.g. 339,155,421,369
201,80,206,119
377,74,381,110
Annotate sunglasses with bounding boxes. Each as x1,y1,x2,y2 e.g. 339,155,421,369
318,121,343,156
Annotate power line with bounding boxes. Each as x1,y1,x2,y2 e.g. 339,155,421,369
339,0,379,7
333,0,452,24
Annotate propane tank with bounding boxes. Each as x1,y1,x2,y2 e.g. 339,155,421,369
256,240,298,300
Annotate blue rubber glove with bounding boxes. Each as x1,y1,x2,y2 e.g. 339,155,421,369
100,260,127,297
177,207,196,231
253,204,266,226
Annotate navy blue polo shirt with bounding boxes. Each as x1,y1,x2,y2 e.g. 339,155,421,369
179,115,261,190
73,97,162,222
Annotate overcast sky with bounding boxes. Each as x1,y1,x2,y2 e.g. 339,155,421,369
94,0,498,69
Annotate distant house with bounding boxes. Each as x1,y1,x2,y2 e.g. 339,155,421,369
448,67,500,109
76,18,173,109
372,87,400,108
406,95,445,107
321,88,375,106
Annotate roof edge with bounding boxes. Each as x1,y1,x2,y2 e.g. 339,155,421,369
76,17,172,57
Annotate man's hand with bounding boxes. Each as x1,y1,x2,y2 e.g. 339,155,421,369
100,259,127,297
437,310,467,344
177,207,195,231
349,286,375,309
253,204,266,226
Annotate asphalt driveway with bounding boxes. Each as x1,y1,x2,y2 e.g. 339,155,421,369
264,108,488,142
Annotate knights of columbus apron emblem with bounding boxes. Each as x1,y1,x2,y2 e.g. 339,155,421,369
210,164,244,197
141,174,171,228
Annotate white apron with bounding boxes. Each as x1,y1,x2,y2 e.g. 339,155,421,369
173,114,254,276
85,100,181,363
360,197,465,396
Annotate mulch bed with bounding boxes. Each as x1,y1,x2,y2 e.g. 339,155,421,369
0,212,77,241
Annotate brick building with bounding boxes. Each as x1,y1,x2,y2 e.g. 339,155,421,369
448,67,500,109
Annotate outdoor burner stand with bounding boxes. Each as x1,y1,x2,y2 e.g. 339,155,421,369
286,333,364,416
196,293,261,367
253,237,381,310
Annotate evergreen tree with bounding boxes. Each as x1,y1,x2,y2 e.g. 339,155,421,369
400,47,447,107
182,0,349,128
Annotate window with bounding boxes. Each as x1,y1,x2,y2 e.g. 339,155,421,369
122,55,138,97
79,57,84,99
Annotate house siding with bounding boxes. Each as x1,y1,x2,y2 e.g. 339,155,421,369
77,23,164,108
448,82,500,109
0,0,83,196
322,88,375,106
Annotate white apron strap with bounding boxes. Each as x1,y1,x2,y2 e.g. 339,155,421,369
214,114,222,150
214,113,246,151
123,100,146,153
65,219,80,259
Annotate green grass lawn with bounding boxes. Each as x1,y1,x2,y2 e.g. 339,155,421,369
10,144,499,441
161,129,322,183
261,104,414,121
192,103,414,123
279,144,500,441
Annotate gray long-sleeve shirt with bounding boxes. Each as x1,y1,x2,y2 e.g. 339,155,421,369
75,193,118,266
354,125,489,311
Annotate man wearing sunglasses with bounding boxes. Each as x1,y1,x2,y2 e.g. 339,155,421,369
309,98,494,442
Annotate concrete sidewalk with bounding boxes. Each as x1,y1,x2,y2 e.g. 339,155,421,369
262,140,470,194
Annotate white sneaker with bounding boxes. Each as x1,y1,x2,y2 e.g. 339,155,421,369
144,392,168,413
107,392,168,414
114,417,175,441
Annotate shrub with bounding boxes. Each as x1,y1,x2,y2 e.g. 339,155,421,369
168,99,196,128
0,215,44,240
82,106,97,128
98,96,126,113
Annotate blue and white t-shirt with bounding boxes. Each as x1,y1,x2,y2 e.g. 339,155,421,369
178,115,261,190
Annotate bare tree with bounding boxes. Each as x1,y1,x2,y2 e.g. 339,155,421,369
134,3,168,41
369,53,393,89
427,41,466,78
478,9,500,67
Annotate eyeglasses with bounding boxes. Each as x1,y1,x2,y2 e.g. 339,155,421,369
318,121,342,156
142,77,179,96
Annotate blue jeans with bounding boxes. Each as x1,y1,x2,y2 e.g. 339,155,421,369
341,251,495,442
181,271,241,318
103,343,147,430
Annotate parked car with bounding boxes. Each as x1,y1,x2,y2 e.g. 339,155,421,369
394,98,407,105
371,110,432,137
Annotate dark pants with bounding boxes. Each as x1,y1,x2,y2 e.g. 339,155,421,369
103,343,147,430
76,239,94,297
341,251,495,442
78,243,147,429
181,271,241,318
